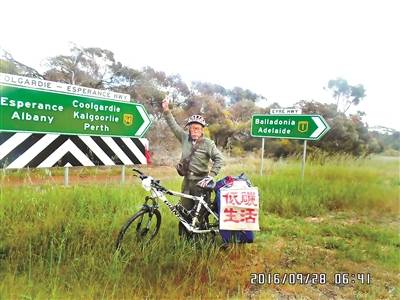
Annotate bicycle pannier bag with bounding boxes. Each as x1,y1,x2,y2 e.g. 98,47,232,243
175,159,189,176
214,175,257,243
175,139,203,177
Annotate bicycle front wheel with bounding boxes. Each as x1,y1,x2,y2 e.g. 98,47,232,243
115,208,161,251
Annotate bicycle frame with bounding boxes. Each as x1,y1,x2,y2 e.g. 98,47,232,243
148,184,220,234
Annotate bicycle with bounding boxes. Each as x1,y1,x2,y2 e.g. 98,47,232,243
115,168,219,251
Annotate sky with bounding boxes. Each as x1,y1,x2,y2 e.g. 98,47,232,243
1,0,399,130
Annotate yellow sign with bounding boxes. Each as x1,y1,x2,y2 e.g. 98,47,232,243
298,121,308,133
123,114,134,126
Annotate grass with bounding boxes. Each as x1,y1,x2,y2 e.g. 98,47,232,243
0,154,399,299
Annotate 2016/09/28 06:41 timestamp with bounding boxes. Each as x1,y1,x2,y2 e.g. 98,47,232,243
250,273,371,285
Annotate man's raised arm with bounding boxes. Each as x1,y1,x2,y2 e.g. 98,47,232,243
162,97,185,141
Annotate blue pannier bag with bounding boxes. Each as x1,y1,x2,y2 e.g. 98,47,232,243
214,174,255,243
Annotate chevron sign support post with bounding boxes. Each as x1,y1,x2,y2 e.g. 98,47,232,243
0,73,152,169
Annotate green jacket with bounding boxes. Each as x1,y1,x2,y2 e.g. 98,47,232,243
164,111,224,180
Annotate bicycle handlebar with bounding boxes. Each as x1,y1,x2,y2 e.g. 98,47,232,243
132,168,216,197
132,168,144,176
132,168,171,194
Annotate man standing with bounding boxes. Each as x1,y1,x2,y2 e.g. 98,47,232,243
162,96,223,236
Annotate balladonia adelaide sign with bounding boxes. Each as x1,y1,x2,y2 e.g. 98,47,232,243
251,114,330,141
0,73,151,138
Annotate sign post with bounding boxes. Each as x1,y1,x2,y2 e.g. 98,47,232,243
260,137,264,176
301,140,307,180
121,165,126,184
64,166,69,186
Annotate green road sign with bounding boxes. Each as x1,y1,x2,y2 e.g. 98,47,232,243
0,84,152,138
251,114,330,140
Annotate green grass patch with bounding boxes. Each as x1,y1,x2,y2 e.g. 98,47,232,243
0,155,399,299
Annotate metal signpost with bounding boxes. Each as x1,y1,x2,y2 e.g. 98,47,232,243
260,137,264,176
251,111,330,179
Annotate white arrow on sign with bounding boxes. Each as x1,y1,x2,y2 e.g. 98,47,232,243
136,106,151,136
310,116,327,138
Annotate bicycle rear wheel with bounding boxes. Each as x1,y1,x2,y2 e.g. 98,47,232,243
115,208,161,251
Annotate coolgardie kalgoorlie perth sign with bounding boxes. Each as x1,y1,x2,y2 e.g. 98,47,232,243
0,73,151,138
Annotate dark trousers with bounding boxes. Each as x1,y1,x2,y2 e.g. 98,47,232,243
178,177,211,237
180,177,207,209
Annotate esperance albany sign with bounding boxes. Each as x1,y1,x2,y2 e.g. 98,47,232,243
0,73,151,138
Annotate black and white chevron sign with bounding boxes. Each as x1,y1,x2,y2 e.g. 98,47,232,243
0,132,148,169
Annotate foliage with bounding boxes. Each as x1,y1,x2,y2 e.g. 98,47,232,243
297,101,384,156
1,47,393,161
45,46,116,87
371,130,400,152
326,77,366,113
